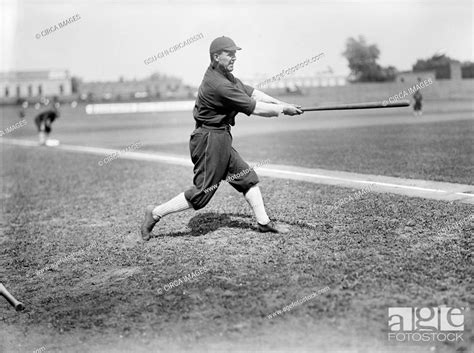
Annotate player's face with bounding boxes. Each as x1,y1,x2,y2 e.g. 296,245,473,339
217,50,237,72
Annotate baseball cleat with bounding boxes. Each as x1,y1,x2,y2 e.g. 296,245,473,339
257,221,290,234
140,205,160,241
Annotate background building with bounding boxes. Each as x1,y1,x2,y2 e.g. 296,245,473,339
0,70,72,104
78,73,195,102
0,71,196,105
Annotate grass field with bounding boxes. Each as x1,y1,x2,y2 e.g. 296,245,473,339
155,119,474,185
2,99,472,184
1,99,473,352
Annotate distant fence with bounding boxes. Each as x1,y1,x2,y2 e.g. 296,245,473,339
85,100,195,114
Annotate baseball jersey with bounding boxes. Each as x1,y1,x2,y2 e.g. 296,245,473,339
193,64,256,127
413,90,422,101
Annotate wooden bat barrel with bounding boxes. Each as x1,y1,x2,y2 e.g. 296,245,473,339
301,100,410,112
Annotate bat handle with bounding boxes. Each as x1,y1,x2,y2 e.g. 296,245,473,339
0,283,25,311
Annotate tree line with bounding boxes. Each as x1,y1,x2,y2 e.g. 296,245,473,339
343,35,473,82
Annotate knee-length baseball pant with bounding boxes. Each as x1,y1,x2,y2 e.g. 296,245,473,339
184,126,259,210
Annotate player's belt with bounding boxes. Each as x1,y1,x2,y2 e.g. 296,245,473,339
196,123,231,131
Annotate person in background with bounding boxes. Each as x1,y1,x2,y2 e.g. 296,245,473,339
18,99,28,118
413,78,423,117
34,97,60,146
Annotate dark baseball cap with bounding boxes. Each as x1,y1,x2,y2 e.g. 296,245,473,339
209,36,241,54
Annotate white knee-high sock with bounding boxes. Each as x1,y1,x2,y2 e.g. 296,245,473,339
152,192,192,220
244,185,270,225
39,132,46,144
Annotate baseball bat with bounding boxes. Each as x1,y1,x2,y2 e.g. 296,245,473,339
301,100,410,112
0,283,25,311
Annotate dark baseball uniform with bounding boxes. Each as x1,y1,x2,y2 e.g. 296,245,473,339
34,109,59,133
184,64,259,210
413,90,422,111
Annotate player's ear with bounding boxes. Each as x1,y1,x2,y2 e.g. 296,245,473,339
211,52,220,68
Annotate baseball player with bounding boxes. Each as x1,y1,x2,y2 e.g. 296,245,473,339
18,99,28,119
34,97,60,145
412,77,423,117
141,36,303,241
413,90,422,116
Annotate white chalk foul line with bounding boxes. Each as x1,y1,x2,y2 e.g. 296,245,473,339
456,192,474,197
3,138,474,199
258,168,449,194
2,138,193,167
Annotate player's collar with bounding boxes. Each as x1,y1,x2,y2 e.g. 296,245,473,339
211,64,236,83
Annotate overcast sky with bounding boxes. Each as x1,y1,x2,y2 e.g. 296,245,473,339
1,0,472,86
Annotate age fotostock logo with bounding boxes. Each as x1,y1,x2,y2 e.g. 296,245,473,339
387,307,464,342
